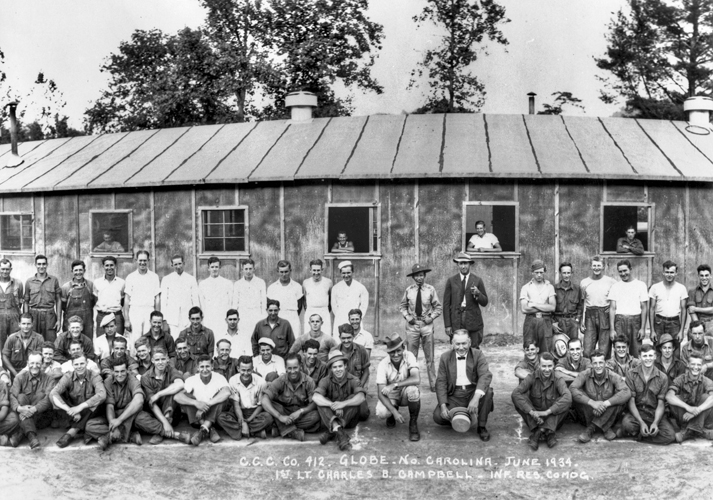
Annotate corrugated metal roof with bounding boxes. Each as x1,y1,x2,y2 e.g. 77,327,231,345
2,113,712,193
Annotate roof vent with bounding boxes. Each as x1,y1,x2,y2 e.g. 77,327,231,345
285,91,317,122
527,92,537,115
683,96,713,133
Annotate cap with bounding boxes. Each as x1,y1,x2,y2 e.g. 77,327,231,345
100,313,116,328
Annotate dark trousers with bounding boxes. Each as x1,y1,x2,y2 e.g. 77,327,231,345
85,407,138,441
583,306,610,359
554,316,580,341
317,405,361,432
0,410,19,436
669,405,713,434
62,406,103,431
523,314,553,354
30,308,58,343
614,314,642,357
0,310,20,351
271,402,321,436
64,308,94,339
432,386,494,428
573,400,623,431
513,398,569,433
96,310,124,337
216,406,274,439
652,316,681,358
620,412,676,445
135,395,180,435
15,393,53,435
181,403,221,426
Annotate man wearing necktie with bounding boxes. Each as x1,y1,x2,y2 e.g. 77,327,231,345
443,252,489,348
400,263,443,392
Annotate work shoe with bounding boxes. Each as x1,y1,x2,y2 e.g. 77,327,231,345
578,424,596,443
83,435,93,445
97,434,111,451
173,432,192,445
603,428,617,441
546,431,558,449
336,428,351,451
615,426,626,439
27,432,40,450
190,427,208,446
319,431,335,445
9,430,23,448
477,427,491,442
0,435,7,446
149,434,164,445
408,401,421,442
56,433,73,448
702,429,713,440
290,429,305,442
271,427,280,438
209,427,221,443
109,428,122,443
528,430,541,451
675,428,694,444
386,415,396,428
256,430,267,440
130,431,143,446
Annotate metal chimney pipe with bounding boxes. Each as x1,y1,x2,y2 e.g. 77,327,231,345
4,101,23,168
285,91,318,122
527,92,537,115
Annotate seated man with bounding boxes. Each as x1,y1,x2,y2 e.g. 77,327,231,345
99,336,138,379
313,350,367,451
570,349,631,443
50,353,107,448
174,354,230,446
2,313,44,378
666,352,713,442
514,342,539,381
512,352,571,450
336,323,370,419
554,338,591,385
0,375,19,446
134,338,153,378
216,355,274,440
213,339,239,380
139,310,176,361
175,337,198,381
433,330,494,441
61,340,100,374
289,314,337,362
300,339,328,384
606,335,641,380
681,321,713,380
617,344,675,445
93,313,125,361
8,352,55,448
178,306,215,358
252,338,285,382
134,347,192,445
54,316,95,364
35,341,63,379
655,334,686,381
85,356,144,450
261,353,321,441
375,335,421,441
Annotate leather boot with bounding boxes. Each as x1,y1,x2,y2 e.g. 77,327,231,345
408,401,420,441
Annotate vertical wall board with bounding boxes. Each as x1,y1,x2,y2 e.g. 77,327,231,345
44,194,78,284
648,183,686,280
239,183,281,280
378,180,416,337
3,195,33,212
606,182,647,202
154,189,194,276
329,259,376,334
116,190,152,265
469,180,516,201
332,181,377,203
558,181,603,280
79,193,114,279
283,182,328,284
195,187,236,208
686,183,713,286
34,196,45,255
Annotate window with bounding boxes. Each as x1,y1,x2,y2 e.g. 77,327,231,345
0,213,33,252
90,210,133,256
601,203,652,253
325,204,380,255
200,207,248,254
462,202,518,253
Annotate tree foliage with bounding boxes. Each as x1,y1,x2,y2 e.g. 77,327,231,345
537,91,585,115
410,0,509,114
596,0,713,119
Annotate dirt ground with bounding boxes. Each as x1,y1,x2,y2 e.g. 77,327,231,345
1,341,712,500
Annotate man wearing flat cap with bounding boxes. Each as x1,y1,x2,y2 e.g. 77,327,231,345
433,330,494,441
331,261,369,337
400,264,442,392
443,253,489,349
375,335,422,441
520,260,556,354
252,337,285,382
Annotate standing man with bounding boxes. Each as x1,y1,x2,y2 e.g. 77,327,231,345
608,260,649,357
60,260,96,339
466,220,502,252
267,260,304,337
23,255,61,343
687,264,713,336
94,256,127,337
616,226,645,255
233,259,266,355
290,314,337,362
400,263,442,392
0,258,23,352
2,314,44,378
302,259,332,336
580,256,617,359
552,262,582,344
666,353,713,442
198,256,234,335
520,260,556,354
349,309,374,357
649,260,688,353
251,299,295,358
124,250,161,347
178,306,215,358
161,255,200,339
331,261,369,337
443,253,488,349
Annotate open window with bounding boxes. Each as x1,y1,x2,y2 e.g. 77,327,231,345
325,204,380,255
0,213,34,253
601,203,652,253
462,202,518,253
199,206,249,255
90,210,132,257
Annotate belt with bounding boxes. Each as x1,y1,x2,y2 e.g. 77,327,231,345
455,384,475,391
527,312,551,319
615,313,639,318
587,306,608,310
655,315,679,321
555,313,577,319
30,307,54,311
98,310,122,315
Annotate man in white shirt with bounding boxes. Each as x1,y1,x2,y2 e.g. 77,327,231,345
267,260,304,336
160,255,200,339
302,259,332,335
233,259,266,350
94,256,127,337
60,340,100,374
608,259,649,357
124,250,161,349
252,338,285,382
466,220,502,252
215,309,244,358
331,261,369,336
198,256,233,335
580,256,617,359
649,260,688,354
520,260,556,355
93,313,126,361
349,309,374,357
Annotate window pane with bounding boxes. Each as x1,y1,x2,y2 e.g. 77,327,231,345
225,238,245,252
205,225,224,238
205,211,223,224
1,215,21,251
204,238,223,252
225,223,245,237
224,210,244,224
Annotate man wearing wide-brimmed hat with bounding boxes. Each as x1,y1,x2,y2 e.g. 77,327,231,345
312,350,367,451
654,333,686,381
375,335,422,441
400,264,442,392
520,260,556,354
443,252,489,349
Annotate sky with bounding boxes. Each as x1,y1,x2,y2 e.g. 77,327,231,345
0,0,628,128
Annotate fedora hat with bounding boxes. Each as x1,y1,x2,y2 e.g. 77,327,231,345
447,407,472,433
384,335,405,353
453,251,474,264
327,350,348,367
407,263,432,277
657,333,674,348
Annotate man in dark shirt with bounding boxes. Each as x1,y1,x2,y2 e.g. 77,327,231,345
687,265,713,335
175,338,198,381
99,336,139,379
178,306,215,358
23,255,62,342
251,299,295,358
2,313,44,377
134,338,153,377
553,262,582,344
655,334,686,381
313,350,367,451
300,339,328,384
666,352,713,442
606,335,641,380
85,356,144,449
514,342,540,381
8,352,55,448
212,339,239,380
616,226,645,255
139,310,176,360
0,375,19,445
512,352,571,450
261,353,320,440
54,315,95,364
336,323,370,420
555,338,591,385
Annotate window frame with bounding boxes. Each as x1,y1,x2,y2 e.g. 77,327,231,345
600,202,654,255
89,209,134,258
0,211,35,254
324,203,382,258
462,201,520,255
198,205,250,258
